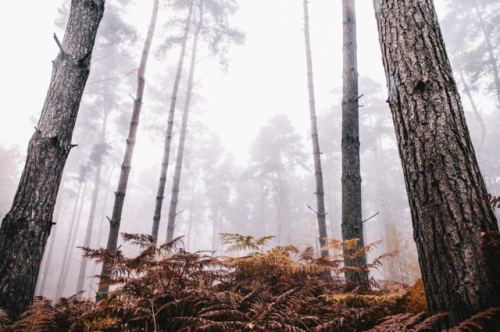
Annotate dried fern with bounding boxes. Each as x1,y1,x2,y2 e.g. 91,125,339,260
12,297,55,332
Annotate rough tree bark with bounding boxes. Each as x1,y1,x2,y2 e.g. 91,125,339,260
76,111,109,296
165,22,202,244
341,0,366,282
373,0,500,328
302,0,329,257
98,0,159,298
57,181,88,299
152,0,195,241
0,0,104,318
37,203,63,296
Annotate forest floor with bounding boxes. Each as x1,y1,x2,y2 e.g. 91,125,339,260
2,232,500,332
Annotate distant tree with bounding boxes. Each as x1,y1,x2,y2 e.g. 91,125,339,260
0,0,105,318
165,0,245,244
98,0,159,299
152,0,195,241
443,0,500,107
0,145,21,220
341,0,366,283
302,0,328,257
373,0,500,329
248,115,308,246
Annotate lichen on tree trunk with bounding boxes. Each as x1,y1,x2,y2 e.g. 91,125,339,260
373,0,500,328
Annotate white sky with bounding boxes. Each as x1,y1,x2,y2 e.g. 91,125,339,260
0,0,447,164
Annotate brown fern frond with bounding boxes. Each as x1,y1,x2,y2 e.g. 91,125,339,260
449,307,500,332
12,297,55,332
0,309,11,332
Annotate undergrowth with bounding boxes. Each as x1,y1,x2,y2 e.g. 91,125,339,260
1,231,500,331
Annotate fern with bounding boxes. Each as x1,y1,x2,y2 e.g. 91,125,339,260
12,297,55,332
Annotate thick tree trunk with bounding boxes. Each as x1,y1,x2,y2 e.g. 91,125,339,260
76,112,109,296
458,69,485,163
57,181,88,299
98,0,158,298
0,0,104,318
302,0,329,257
152,0,195,241
326,154,338,241
165,24,202,244
341,0,366,283
38,203,63,296
373,0,500,328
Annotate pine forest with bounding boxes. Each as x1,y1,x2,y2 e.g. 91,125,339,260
1,0,500,330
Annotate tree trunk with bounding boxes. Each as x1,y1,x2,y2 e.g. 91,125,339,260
341,0,366,283
275,172,283,247
88,160,117,296
260,179,266,238
98,0,159,298
165,23,202,244
458,69,485,163
0,0,104,318
37,203,63,297
302,0,329,257
473,0,500,107
373,0,500,328
54,181,82,298
76,111,109,296
56,181,88,299
185,170,199,252
152,0,195,241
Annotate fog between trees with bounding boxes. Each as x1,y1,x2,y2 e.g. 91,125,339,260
0,0,499,327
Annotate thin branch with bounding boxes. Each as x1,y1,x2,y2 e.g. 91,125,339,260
53,33,65,55
362,212,379,223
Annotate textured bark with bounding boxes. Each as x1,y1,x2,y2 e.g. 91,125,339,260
458,69,485,163
0,0,104,318
38,203,62,296
302,0,329,257
152,0,195,241
165,23,202,244
341,0,366,282
98,0,158,298
373,0,500,328
76,111,109,296
56,181,88,299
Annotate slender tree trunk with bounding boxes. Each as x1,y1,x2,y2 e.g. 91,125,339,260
185,170,198,252
473,0,500,107
459,69,486,162
0,0,104,318
166,23,202,244
326,154,338,240
303,0,329,257
88,162,116,296
98,0,159,298
38,203,63,297
373,0,500,328
276,172,283,246
341,0,366,283
57,181,88,299
55,181,83,298
76,112,109,296
152,0,195,241
260,179,266,238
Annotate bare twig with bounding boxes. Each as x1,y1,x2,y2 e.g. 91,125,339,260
362,212,379,223
53,33,65,55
